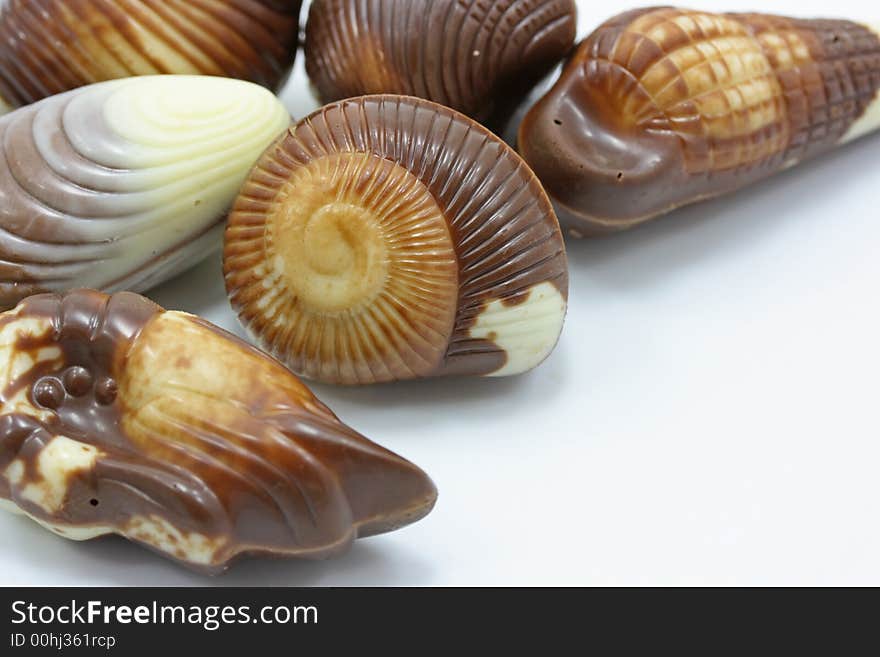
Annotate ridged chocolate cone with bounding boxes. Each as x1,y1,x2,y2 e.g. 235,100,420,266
519,7,880,236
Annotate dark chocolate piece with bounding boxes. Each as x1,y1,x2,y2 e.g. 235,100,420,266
304,0,577,123
0,289,437,573
519,7,880,236
0,0,303,110
224,95,569,385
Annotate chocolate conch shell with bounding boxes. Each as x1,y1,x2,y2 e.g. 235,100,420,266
0,0,303,111
224,95,569,385
519,7,880,236
0,75,290,310
304,0,578,123
0,290,437,573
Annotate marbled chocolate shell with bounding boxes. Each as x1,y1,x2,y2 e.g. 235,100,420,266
519,7,880,236
0,75,290,310
224,95,568,385
304,0,577,123
0,289,437,573
0,0,303,111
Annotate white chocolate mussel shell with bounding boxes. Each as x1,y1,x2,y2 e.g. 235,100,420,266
0,75,290,309
224,95,569,385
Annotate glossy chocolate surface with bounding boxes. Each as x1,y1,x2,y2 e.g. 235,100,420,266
0,0,303,110
225,95,569,385
0,290,437,573
305,0,577,123
519,7,880,236
0,75,290,309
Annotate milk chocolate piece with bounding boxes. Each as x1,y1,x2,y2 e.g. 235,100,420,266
224,95,569,385
304,0,577,123
519,7,880,236
0,0,303,111
0,289,437,573
0,75,290,309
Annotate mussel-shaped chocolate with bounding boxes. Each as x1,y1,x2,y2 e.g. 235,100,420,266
0,75,290,310
304,0,578,123
224,95,568,385
0,0,303,111
0,289,437,573
519,7,880,236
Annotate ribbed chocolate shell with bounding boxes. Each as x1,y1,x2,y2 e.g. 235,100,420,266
0,289,436,573
519,7,880,235
0,0,303,110
304,0,577,122
224,95,569,385
0,75,290,310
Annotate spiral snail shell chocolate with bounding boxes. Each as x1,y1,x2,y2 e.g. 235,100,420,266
224,95,569,385
519,7,880,236
304,0,578,123
0,289,437,573
0,75,290,310
0,0,303,111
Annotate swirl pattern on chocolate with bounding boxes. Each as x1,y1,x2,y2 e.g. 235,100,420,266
0,289,437,573
0,0,303,110
519,7,880,236
305,0,577,122
224,95,569,385
0,75,290,309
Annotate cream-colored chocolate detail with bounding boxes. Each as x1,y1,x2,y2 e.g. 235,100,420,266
18,436,102,514
119,311,317,422
225,95,570,384
125,515,224,566
0,75,290,309
842,23,880,143
621,11,790,174
0,494,116,540
0,497,114,540
227,150,460,384
0,290,438,571
470,282,567,376
0,314,62,421
518,8,880,234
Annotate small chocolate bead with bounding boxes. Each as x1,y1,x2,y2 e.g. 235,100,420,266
33,378,64,410
0,289,438,573
94,377,118,406
62,366,93,397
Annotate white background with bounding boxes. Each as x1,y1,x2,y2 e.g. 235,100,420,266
2,0,879,586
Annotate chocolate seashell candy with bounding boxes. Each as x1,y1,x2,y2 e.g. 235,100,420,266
224,95,569,385
0,289,437,573
0,0,303,111
304,0,577,123
0,75,290,309
519,7,880,236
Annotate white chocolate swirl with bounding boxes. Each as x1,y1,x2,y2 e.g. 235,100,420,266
0,75,290,308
